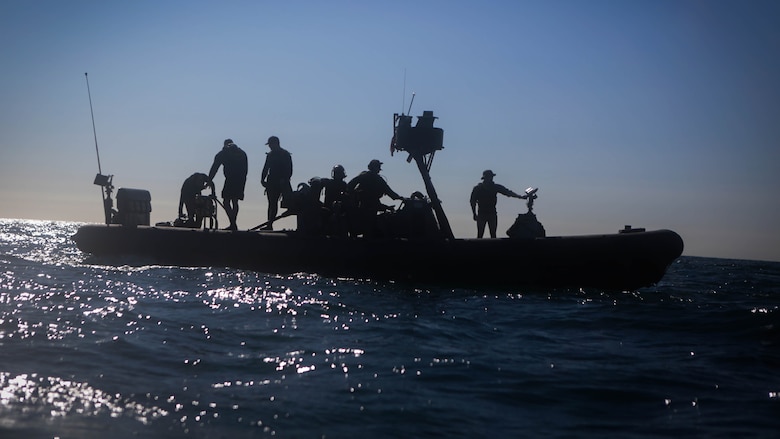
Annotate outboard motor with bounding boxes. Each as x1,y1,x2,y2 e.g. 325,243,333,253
114,188,152,226
507,187,545,239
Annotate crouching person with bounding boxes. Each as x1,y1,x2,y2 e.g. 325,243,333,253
178,172,214,228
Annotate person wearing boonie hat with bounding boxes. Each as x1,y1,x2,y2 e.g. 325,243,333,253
469,169,526,238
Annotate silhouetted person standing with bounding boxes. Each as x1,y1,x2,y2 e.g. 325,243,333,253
470,169,526,238
260,136,293,230
347,159,402,237
208,139,248,231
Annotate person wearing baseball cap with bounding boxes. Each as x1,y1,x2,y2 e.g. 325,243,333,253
260,136,293,230
207,138,248,231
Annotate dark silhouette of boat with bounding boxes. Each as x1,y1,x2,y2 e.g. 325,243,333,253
72,110,683,290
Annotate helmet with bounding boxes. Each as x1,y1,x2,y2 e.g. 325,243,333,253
332,164,346,179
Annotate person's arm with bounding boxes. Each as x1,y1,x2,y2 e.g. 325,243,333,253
470,187,478,220
347,174,360,192
178,190,185,218
377,174,402,200
385,183,402,201
207,154,220,181
497,184,526,199
261,155,270,187
204,176,215,194
285,152,293,180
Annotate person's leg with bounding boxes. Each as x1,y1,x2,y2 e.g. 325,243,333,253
266,189,281,229
185,199,196,227
230,199,239,230
487,214,498,238
476,215,486,238
224,198,238,230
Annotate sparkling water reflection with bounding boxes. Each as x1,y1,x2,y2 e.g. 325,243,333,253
1,219,779,438
0,372,169,422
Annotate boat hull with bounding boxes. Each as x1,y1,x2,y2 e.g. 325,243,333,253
72,225,683,290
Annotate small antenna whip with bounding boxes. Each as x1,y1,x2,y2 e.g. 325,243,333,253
402,68,407,114
85,72,102,174
401,69,416,115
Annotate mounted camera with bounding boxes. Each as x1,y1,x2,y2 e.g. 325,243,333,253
525,187,538,213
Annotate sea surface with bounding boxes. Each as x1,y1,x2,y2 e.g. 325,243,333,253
0,219,778,438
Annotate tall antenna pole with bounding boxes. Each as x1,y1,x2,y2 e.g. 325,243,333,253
85,72,102,174
85,72,113,224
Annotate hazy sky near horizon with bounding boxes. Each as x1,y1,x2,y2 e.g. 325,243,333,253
1,0,779,261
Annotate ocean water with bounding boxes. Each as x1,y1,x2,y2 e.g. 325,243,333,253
1,219,778,438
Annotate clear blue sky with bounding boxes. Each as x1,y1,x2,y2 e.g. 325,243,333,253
1,0,779,261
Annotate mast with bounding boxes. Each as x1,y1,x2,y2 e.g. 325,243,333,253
85,72,114,224
391,111,454,240
411,151,453,239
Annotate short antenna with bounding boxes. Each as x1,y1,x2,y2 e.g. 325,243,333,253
402,68,407,114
